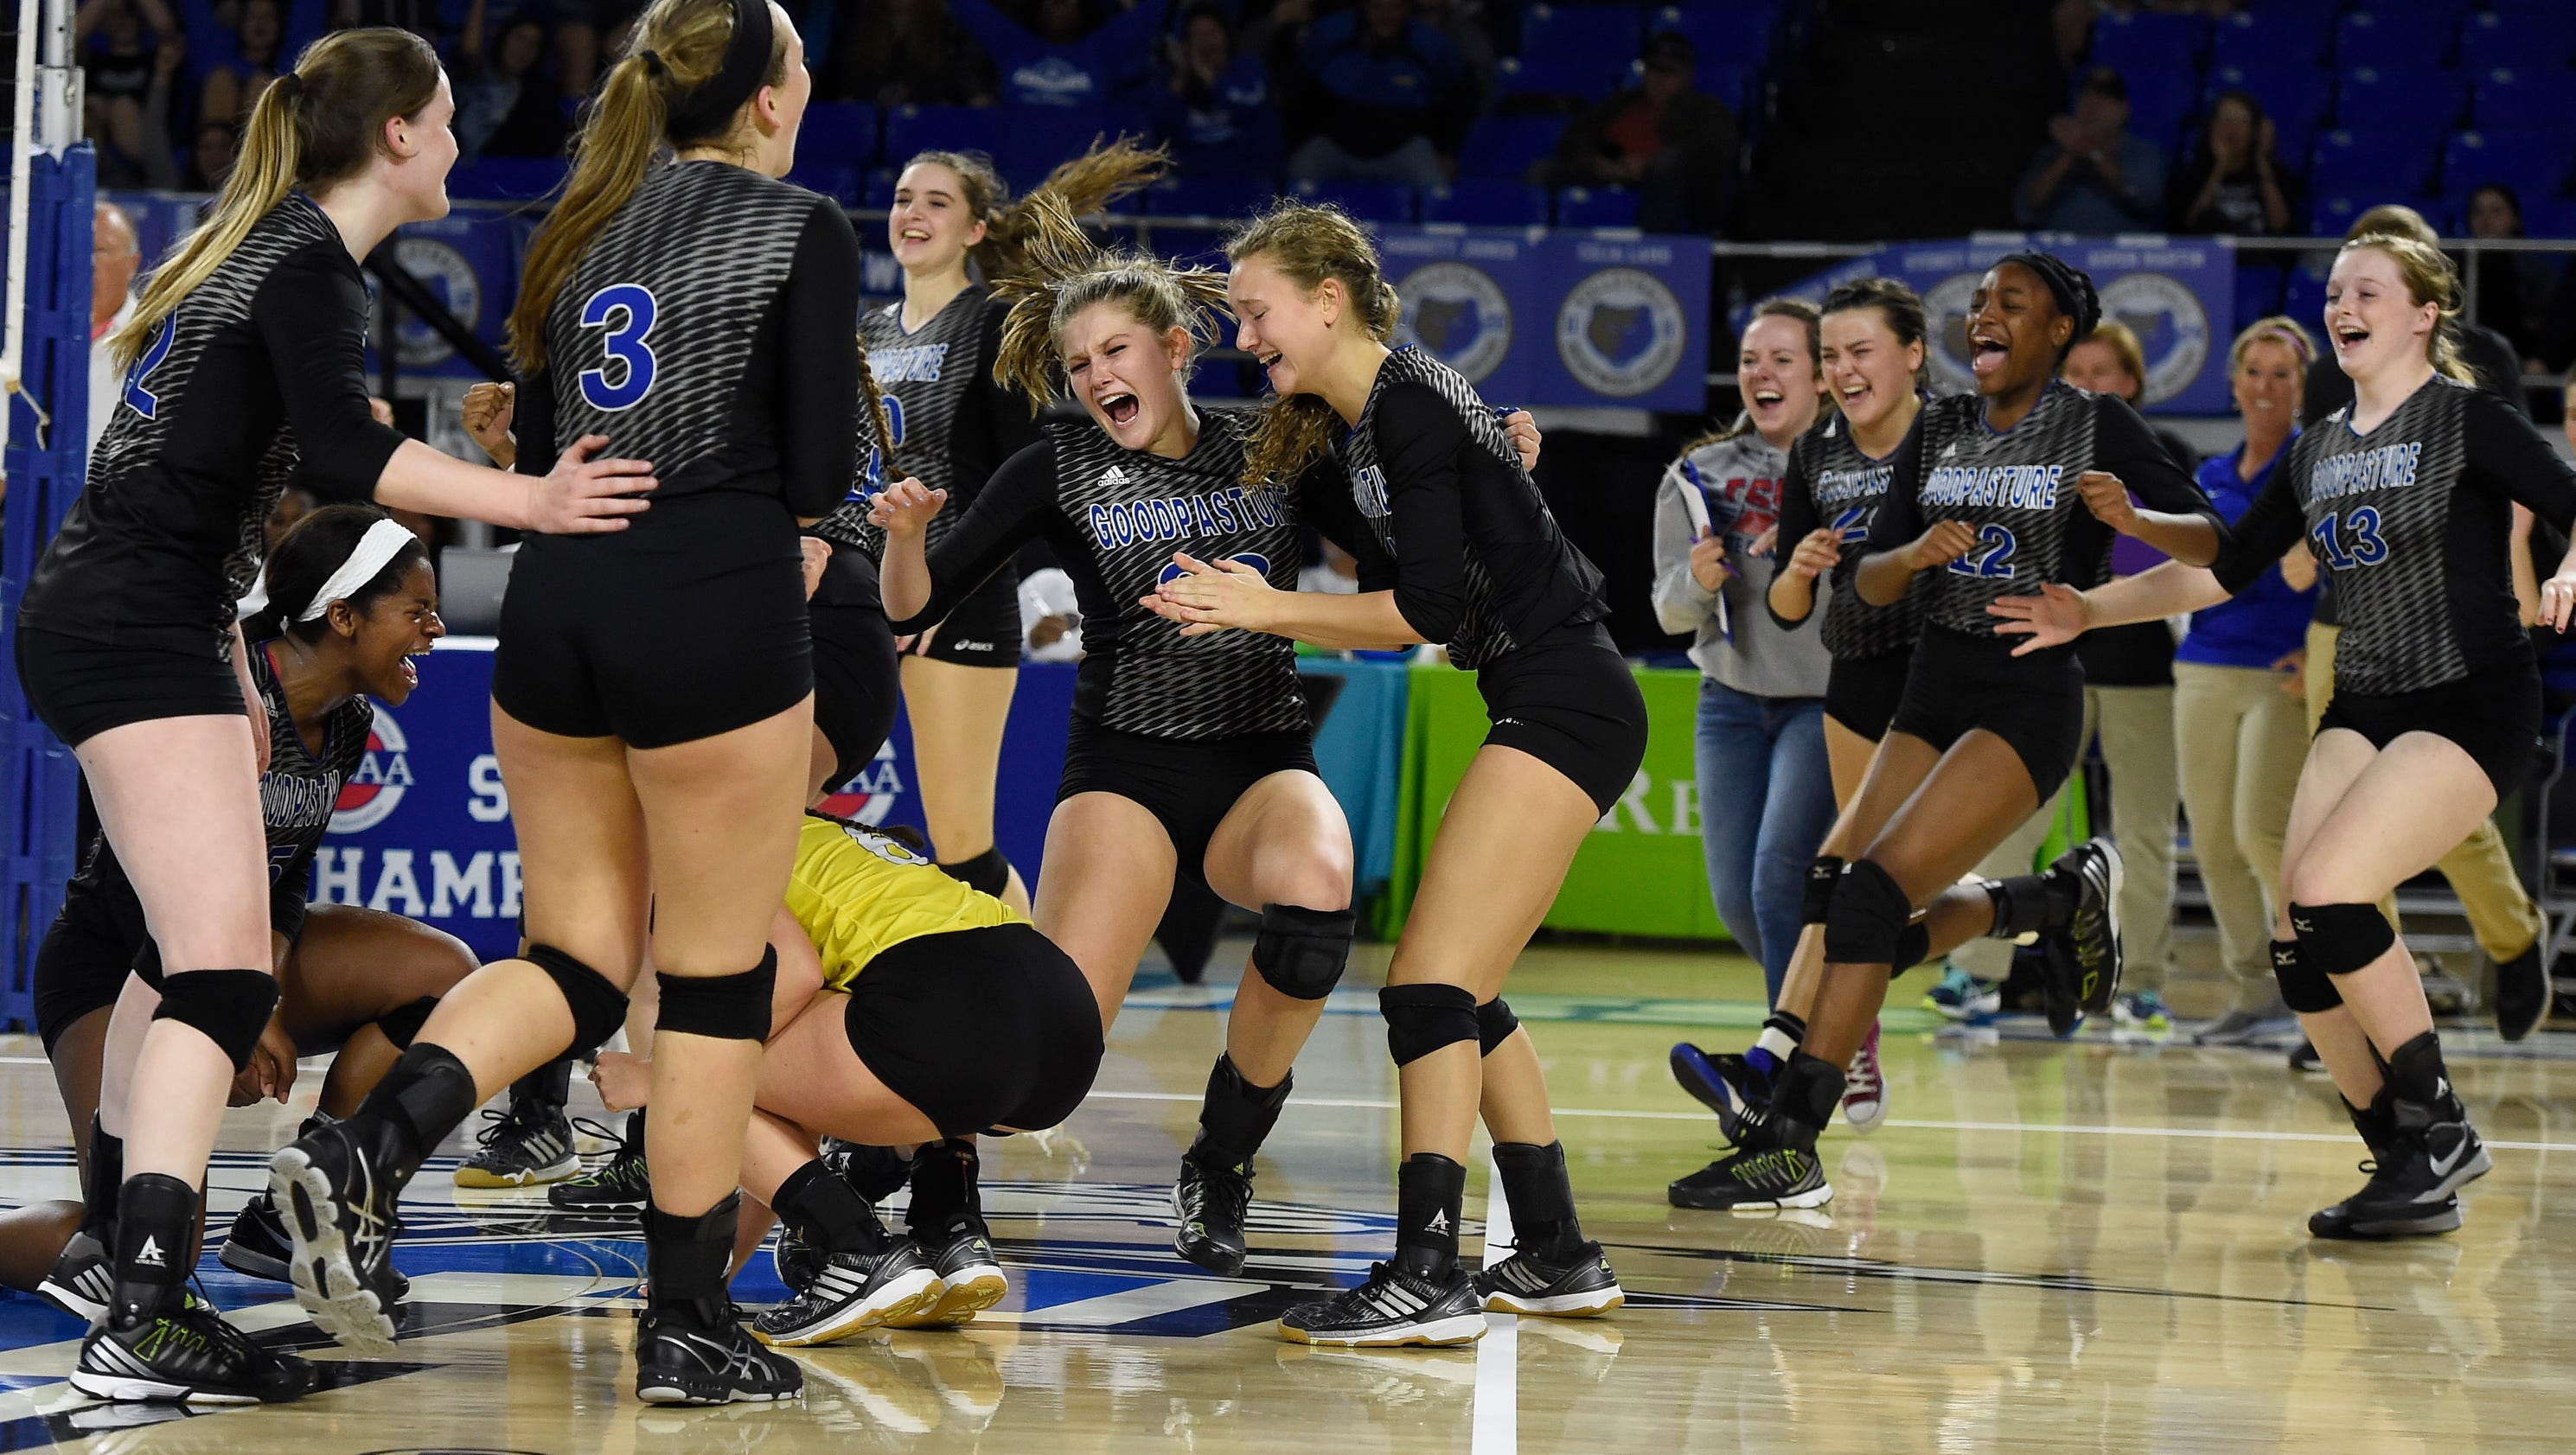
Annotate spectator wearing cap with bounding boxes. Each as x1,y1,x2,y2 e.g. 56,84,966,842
2015,67,2166,234
1536,31,1738,234
1153,4,1282,177
1288,0,1473,190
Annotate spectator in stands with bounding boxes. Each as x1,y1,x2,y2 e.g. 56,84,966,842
1153,4,1282,178
1536,31,1736,235
2463,184,2561,376
2305,204,2528,422
454,0,571,160
1288,0,1473,189
552,2,647,102
2015,67,2166,235
951,0,1161,111
821,0,993,105
2169,88,2294,236
1410,0,1494,118
86,202,141,458
201,0,287,125
76,0,179,182
182,118,240,191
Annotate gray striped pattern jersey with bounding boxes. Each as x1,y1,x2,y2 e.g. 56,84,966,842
2288,378,2472,694
1337,346,1522,668
1791,415,1922,659
1054,409,1310,737
825,287,995,551
89,195,338,609
1911,386,2110,636
543,163,815,484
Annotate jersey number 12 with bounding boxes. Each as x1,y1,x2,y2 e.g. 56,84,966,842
577,284,660,412
1946,523,2019,579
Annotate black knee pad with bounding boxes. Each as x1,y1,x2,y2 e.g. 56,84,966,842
1476,998,1520,1056
938,846,1012,898
1824,859,1912,966
527,942,630,1057
655,947,778,1043
2289,902,2395,980
1802,856,1844,926
1378,984,1480,1067
1252,903,1357,1001
150,968,279,1073
2272,937,2343,1012
376,995,438,1050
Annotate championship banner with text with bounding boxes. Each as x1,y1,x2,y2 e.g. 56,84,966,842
1384,224,1712,412
1744,235,2238,413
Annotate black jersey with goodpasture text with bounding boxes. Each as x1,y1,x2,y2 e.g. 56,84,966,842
891,408,1313,737
511,161,857,518
1335,345,1606,669
2214,373,2576,695
20,194,406,655
1866,383,2216,644
821,287,1043,552
1770,410,1924,660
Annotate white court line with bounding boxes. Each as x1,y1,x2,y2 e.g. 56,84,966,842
1473,1152,1517,1455
983,1276,1243,1327
1076,1089,2576,1153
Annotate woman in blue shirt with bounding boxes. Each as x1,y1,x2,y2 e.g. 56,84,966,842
2175,317,2319,1044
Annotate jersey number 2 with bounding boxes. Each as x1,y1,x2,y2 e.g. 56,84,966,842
577,284,659,412
1946,523,2018,579
1829,504,1870,544
2309,507,2388,571
121,315,177,419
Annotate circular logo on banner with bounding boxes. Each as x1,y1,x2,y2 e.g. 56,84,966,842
2096,271,2210,405
393,238,481,369
1397,262,1513,383
1921,270,1987,396
1556,267,1686,398
330,708,412,833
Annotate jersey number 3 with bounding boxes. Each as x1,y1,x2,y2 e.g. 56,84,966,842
1946,523,2019,579
577,284,660,412
2309,507,2389,572
120,314,178,419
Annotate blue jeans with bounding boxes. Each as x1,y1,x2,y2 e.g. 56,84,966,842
1694,679,1837,1004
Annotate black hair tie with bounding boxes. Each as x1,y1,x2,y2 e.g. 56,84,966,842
639,48,667,77
1996,250,2100,340
276,72,305,101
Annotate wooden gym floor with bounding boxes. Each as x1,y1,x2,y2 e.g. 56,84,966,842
0,938,2571,1452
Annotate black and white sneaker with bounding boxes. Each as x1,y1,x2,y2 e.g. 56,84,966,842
2042,837,2123,1032
71,1299,313,1404
1667,1145,1832,1212
891,1216,1008,1328
750,1242,939,1348
636,1308,803,1405
1279,1262,1486,1347
454,1104,580,1188
269,1116,410,1356
221,1189,412,1304
774,1195,898,1298
2311,1107,2491,1241
38,1229,112,1324
550,1113,649,1211
1667,1043,1773,1145
1173,1153,1256,1276
1473,1241,1624,1318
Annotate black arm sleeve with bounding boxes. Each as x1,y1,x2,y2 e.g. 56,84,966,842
513,368,557,478
970,297,1045,488
2208,454,2311,594
1294,461,1397,591
890,439,1057,633
775,201,866,519
2094,395,2224,524
1765,440,1819,629
251,249,408,503
2464,324,2532,418
1372,382,1473,641
2466,386,2576,536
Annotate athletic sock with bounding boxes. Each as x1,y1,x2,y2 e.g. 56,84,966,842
644,1195,740,1326
1752,1011,1806,1067
1390,1153,1467,1281
108,1173,195,1326
1189,1054,1292,1174
1491,1141,1582,1260
76,1116,123,1241
354,1043,480,1176
773,1161,886,1255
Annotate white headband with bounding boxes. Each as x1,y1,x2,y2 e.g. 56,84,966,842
239,518,419,623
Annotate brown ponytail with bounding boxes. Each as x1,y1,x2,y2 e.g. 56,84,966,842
988,189,1228,412
900,136,1169,285
1223,201,1401,488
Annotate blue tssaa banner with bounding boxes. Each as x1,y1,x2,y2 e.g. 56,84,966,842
1381,226,1711,412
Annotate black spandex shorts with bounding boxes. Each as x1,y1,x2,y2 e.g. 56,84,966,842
1889,625,2087,799
31,871,148,1054
1824,650,1911,741
1473,620,1649,816
14,625,241,748
809,546,900,790
842,922,1103,1137
494,492,811,748
2320,656,2543,800
902,566,1022,668
1057,722,1318,888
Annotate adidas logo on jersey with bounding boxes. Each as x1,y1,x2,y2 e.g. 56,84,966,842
1100,466,1130,488
136,1236,165,1268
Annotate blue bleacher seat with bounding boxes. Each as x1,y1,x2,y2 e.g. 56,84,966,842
2459,10,2576,73
2521,194,2576,240
798,103,880,170
2336,10,2456,71
2205,63,2331,167
2311,190,2442,239
1520,3,1646,62
2089,10,2210,72
1497,50,1633,102
2311,126,2445,199
995,105,1107,192
2283,256,2330,327
1421,180,1553,227
860,169,899,210
1291,179,1417,226
1459,114,1569,183
2212,11,2330,72
1648,3,1778,67
881,105,1007,169
2444,130,2571,203
2234,263,2287,334
2336,68,2468,134
1620,57,1756,114
1146,174,1277,220
448,156,568,203
2471,69,2576,132
1555,185,1641,228
788,164,865,206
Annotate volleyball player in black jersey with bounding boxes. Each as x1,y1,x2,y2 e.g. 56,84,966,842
1996,233,2576,1238
1669,279,1931,1178
1675,254,2228,1211
14,29,647,1404
272,0,847,1405
1147,203,1636,1346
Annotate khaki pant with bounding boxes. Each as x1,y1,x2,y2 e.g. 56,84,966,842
2302,620,2541,961
2174,661,2307,1010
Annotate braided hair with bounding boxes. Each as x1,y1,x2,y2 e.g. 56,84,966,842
1993,251,2101,361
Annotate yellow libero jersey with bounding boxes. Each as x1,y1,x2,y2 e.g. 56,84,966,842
786,814,1029,988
